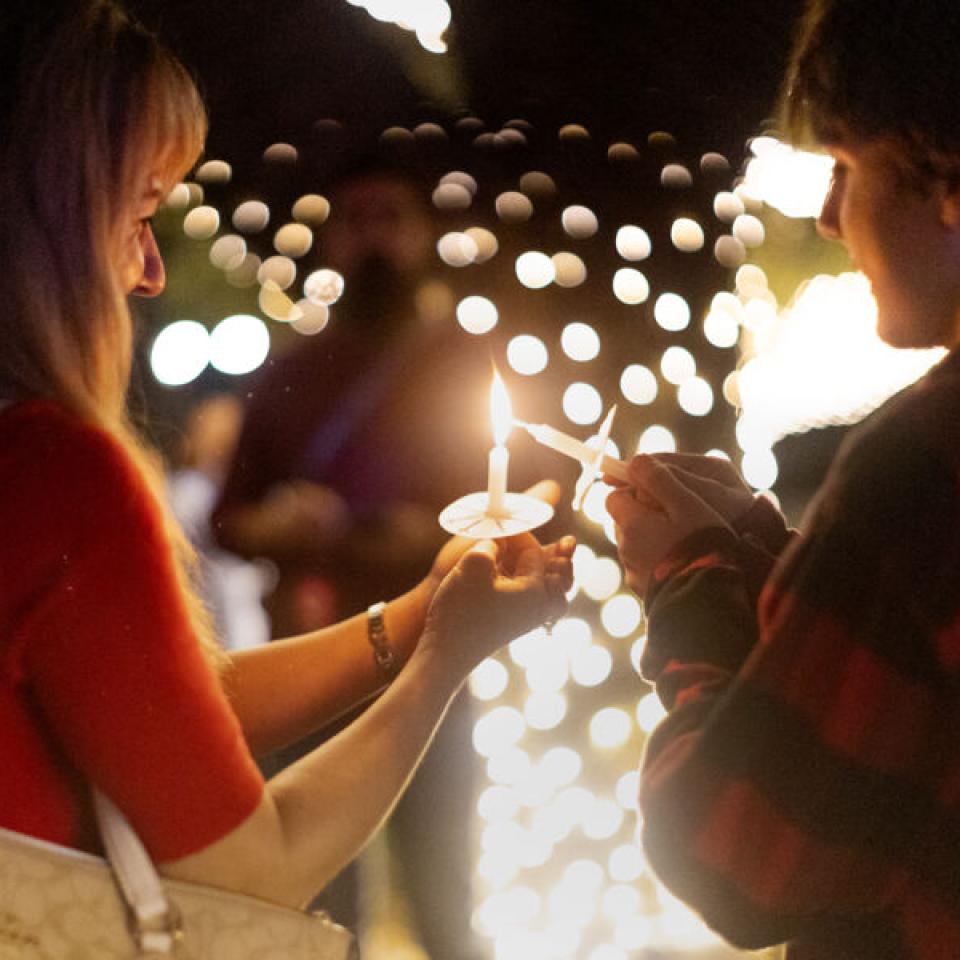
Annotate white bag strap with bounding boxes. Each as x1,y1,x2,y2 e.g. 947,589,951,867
92,790,182,955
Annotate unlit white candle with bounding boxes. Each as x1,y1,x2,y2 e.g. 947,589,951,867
521,421,630,482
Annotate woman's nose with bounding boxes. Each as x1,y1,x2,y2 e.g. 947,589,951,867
132,223,166,297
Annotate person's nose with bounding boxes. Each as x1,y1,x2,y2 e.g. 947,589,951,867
132,223,166,297
816,175,842,241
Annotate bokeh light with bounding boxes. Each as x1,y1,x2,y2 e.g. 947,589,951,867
516,251,556,289
458,295,499,335
660,346,696,384
743,136,834,218
291,193,330,225
183,205,220,240
209,234,247,272
637,425,677,454
615,226,651,261
263,142,298,164
561,323,600,362
291,300,330,336
257,255,297,290
669,217,704,252
507,334,549,375
519,170,557,198
589,708,632,750
600,594,642,638
619,364,658,405
209,314,270,375
273,222,313,258
471,659,511,701
612,268,649,305
653,293,690,332
194,159,231,184
438,232,481,267
677,376,715,416
561,205,599,239
660,163,692,188
496,191,534,223
303,268,345,306
232,200,270,234
150,320,209,386
466,227,499,263
562,383,603,425
225,252,262,288
258,280,302,323
433,182,474,210
551,252,588,288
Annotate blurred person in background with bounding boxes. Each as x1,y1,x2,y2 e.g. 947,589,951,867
213,160,479,638
167,392,271,651
212,161,518,957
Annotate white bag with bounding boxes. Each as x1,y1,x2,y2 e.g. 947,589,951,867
0,792,356,959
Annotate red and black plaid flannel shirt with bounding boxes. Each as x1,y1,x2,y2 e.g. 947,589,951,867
639,349,960,960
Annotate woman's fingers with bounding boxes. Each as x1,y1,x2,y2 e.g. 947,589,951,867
522,479,562,507
458,540,498,582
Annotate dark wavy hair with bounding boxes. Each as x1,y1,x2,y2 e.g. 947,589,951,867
781,0,960,182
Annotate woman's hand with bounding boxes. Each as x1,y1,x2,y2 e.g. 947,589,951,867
420,531,576,678
417,479,564,602
606,455,728,594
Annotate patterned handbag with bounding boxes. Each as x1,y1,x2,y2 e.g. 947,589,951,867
0,791,356,959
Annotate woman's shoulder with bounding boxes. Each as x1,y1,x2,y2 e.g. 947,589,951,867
0,399,146,509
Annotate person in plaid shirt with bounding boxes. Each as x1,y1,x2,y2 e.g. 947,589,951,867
605,1,960,957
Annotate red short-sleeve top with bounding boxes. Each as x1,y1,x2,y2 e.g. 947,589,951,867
0,400,264,862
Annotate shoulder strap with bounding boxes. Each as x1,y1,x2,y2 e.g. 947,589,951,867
92,790,181,955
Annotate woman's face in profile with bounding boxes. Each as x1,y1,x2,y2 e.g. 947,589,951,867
116,174,166,297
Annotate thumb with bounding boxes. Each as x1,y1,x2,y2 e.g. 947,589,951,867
522,479,561,508
459,539,498,581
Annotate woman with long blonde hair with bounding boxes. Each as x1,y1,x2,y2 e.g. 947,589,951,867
0,0,574,909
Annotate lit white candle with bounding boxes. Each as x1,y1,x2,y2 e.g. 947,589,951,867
518,420,630,482
486,372,512,515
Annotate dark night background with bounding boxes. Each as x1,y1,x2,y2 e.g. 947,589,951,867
129,0,806,175
126,0,837,518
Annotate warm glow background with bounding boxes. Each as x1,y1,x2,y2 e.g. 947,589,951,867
126,3,938,958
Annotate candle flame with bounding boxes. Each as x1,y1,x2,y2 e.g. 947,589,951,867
490,371,513,446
